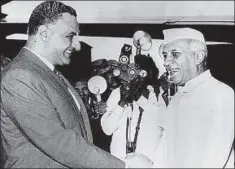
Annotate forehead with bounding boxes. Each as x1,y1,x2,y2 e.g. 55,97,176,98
52,13,79,33
163,39,189,52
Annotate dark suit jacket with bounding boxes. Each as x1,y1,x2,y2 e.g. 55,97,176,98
0,48,125,168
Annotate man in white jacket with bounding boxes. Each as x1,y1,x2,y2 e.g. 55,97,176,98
158,27,234,168
101,55,166,167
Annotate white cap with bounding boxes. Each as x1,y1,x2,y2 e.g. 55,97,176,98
162,27,206,45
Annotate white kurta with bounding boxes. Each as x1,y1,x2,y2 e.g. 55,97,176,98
101,86,166,164
160,70,234,168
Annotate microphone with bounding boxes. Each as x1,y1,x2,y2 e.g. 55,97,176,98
133,30,152,55
88,75,107,103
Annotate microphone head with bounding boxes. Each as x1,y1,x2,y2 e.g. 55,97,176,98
133,30,152,51
88,75,107,95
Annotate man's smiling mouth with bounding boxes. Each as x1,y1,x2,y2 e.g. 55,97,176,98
168,68,180,76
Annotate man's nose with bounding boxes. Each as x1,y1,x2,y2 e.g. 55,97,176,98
72,35,81,51
163,55,173,68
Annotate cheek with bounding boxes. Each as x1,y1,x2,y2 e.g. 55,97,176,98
175,55,189,70
184,58,191,71
181,57,196,80
50,38,62,50
53,36,70,49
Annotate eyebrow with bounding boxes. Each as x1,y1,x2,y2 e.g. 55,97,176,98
162,50,180,57
170,49,180,52
67,31,79,36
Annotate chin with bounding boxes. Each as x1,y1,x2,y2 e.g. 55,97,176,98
176,79,186,86
65,61,71,65
171,77,181,85
63,59,71,65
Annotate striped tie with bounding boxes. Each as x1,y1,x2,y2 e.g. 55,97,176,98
54,69,68,87
54,69,88,140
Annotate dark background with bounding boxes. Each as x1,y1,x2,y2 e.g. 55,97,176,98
0,23,234,88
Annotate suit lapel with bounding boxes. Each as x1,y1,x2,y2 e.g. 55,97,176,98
19,48,92,141
62,75,93,142
62,76,93,142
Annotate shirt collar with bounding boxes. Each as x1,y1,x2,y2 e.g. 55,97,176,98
23,47,54,71
177,70,212,93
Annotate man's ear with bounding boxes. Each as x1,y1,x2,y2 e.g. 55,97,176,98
195,50,206,65
37,25,50,41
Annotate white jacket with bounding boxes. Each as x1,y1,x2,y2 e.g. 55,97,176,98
101,86,166,166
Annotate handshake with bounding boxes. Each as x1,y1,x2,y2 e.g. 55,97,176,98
122,153,153,168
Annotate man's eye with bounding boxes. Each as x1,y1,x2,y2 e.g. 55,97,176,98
66,35,73,40
162,53,167,59
172,52,179,57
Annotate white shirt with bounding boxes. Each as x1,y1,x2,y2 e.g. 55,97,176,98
101,86,166,164
23,47,80,110
160,70,234,168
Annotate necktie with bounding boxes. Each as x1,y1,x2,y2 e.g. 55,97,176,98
54,69,68,87
54,69,88,139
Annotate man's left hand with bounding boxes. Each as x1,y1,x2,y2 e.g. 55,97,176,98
94,101,107,114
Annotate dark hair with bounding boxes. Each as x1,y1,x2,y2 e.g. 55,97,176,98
135,54,159,85
132,54,160,97
28,1,77,36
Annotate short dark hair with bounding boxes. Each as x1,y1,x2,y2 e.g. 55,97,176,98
28,1,77,36
135,54,159,84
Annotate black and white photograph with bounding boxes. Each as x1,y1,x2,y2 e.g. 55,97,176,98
0,1,234,168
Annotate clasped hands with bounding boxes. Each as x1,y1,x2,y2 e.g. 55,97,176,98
123,153,153,168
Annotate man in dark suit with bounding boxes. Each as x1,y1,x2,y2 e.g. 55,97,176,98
0,1,152,168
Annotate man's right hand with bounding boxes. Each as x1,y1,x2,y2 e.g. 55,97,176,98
118,85,132,107
94,101,107,114
123,153,153,168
